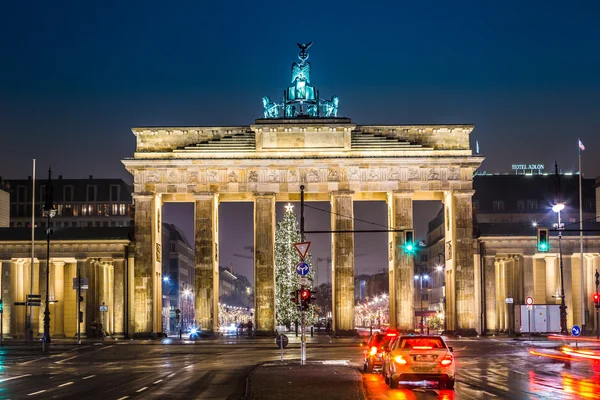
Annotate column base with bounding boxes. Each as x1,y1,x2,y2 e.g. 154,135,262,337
332,330,358,337
253,330,276,337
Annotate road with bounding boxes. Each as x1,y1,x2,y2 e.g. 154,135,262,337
0,336,598,399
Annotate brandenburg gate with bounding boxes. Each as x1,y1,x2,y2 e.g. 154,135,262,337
122,44,483,336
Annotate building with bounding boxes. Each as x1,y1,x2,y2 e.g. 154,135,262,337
161,223,194,333
426,172,600,334
0,182,9,227
219,266,253,309
6,175,133,229
364,273,387,299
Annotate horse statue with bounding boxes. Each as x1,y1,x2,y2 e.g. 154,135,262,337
322,95,339,117
262,96,280,118
307,104,318,117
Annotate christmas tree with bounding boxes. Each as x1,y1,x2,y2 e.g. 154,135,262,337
275,204,316,326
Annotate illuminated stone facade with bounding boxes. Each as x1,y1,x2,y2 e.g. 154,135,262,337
123,118,483,335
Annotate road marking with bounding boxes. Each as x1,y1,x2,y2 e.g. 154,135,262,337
0,374,32,383
20,357,50,365
116,397,129,400
27,390,47,396
136,387,148,393
167,373,175,378
59,381,74,387
55,355,78,364
96,345,115,351
82,375,95,380
153,379,163,384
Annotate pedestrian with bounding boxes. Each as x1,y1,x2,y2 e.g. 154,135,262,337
247,320,253,336
326,319,331,335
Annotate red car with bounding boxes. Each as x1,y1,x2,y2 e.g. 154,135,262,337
362,331,399,372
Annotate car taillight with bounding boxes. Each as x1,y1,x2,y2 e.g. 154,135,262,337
370,346,377,355
412,346,433,350
394,355,407,365
440,354,453,366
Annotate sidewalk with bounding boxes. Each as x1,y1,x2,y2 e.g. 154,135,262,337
246,361,364,400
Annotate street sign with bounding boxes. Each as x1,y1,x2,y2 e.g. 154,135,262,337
505,297,514,304
73,277,89,290
295,261,310,276
293,242,311,259
276,333,289,349
99,305,108,312
299,277,309,286
572,325,581,337
526,296,534,306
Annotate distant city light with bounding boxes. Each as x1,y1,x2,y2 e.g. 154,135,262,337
552,203,565,213
163,276,169,282
436,265,444,272
531,222,538,227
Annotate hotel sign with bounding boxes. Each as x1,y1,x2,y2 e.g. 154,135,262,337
511,164,544,171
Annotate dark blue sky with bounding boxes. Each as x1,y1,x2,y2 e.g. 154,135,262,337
1,1,599,282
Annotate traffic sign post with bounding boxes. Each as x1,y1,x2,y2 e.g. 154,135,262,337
295,262,310,276
572,325,581,336
526,297,534,337
293,242,311,259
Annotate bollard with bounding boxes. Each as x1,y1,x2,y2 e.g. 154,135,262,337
311,326,313,337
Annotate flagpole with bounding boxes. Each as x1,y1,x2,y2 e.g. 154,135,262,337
30,159,36,342
578,140,585,334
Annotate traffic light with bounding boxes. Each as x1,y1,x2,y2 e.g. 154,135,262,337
593,293,600,309
78,311,84,323
537,228,549,252
300,288,310,310
0,299,3,313
403,230,416,254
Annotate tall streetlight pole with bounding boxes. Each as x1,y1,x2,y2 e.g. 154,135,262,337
414,270,429,334
552,203,568,335
435,253,446,332
42,168,56,346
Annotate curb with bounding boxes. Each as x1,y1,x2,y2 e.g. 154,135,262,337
243,362,263,400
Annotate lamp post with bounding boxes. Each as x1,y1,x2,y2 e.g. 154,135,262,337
414,271,429,334
42,168,56,346
552,203,568,335
435,253,446,333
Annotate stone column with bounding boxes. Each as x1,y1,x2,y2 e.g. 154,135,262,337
53,261,65,337
523,256,535,302
331,191,355,334
563,255,573,329
387,191,413,331
63,261,76,338
533,257,546,304
1,261,11,337
484,256,496,333
113,259,125,336
254,193,276,335
494,260,501,332
453,190,476,333
85,259,97,336
132,193,162,336
127,249,135,337
194,193,219,332
76,259,87,337
545,256,558,303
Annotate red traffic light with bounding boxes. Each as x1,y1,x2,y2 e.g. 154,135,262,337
593,293,600,303
300,289,310,300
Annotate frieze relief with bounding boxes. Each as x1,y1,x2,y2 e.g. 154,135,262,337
348,167,360,181
408,168,420,181
147,170,160,183
207,170,219,183
327,169,340,182
367,169,380,181
427,169,439,180
187,170,199,183
448,168,460,180
388,168,400,181
268,171,280,183
288,170,299,183
228,170,238,183
307,169,320,183
248,170,259,183
167,170,180,183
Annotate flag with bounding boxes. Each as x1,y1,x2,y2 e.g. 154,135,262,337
579,139,585,151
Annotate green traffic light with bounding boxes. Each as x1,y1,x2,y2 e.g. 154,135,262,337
539,242,548,251
406,244,413,251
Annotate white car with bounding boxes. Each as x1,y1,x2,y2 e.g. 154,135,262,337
382,335,455,390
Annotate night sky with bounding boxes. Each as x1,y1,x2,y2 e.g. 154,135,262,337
2,1,599,283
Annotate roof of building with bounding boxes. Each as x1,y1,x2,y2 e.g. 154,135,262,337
0,227,133,241
473,174,596,213
4,177,133,202
477,222,600,237
162,223,192,248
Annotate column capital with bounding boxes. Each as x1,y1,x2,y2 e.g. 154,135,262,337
192,192,219,201
389,190,414,198
52,260,65,267
253,192,276,198
453,190,475,197
131,192,155,200
330,190,354,197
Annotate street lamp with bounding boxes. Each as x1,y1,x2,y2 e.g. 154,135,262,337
552,202,568,335
42,168,56,346
414,272,429,334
